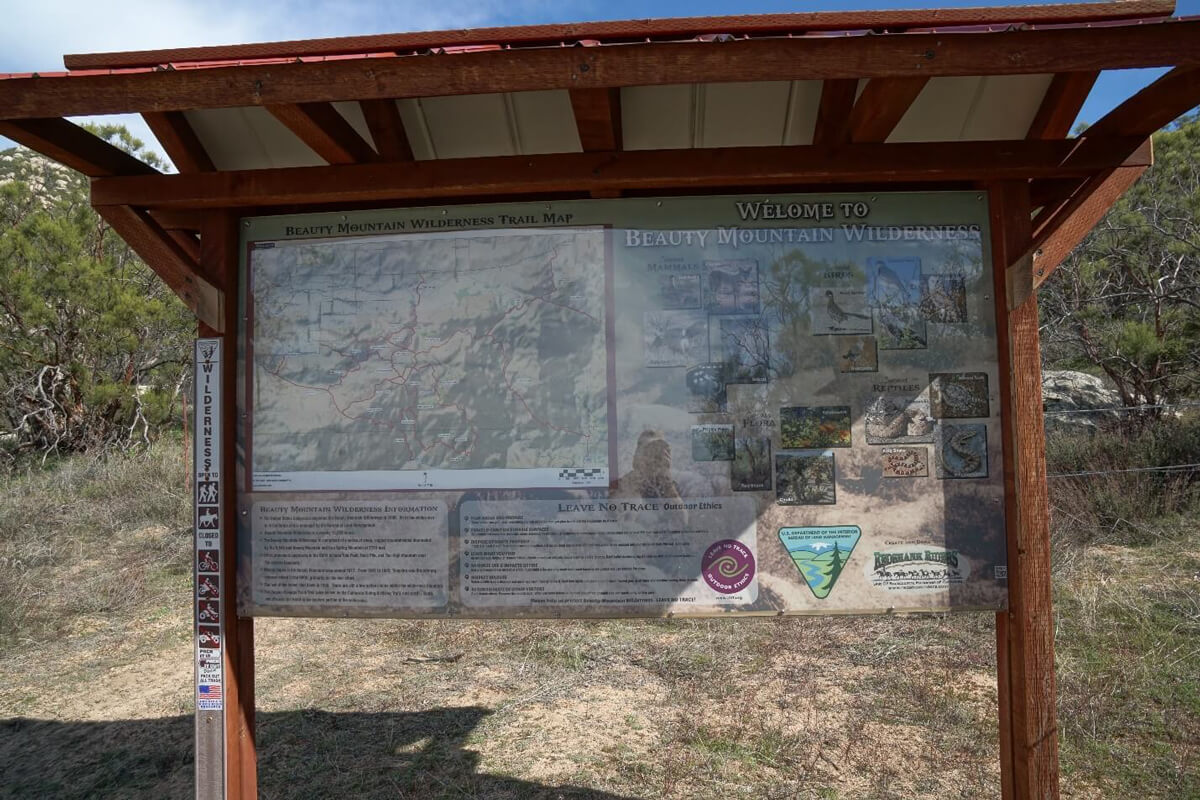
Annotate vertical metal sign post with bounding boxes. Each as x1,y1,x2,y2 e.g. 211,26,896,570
194,338,225,800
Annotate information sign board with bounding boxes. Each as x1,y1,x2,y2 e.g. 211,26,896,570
236,192,1007,617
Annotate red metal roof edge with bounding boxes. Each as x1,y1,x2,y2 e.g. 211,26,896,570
61,0,1176,71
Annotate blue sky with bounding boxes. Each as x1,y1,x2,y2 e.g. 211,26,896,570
1,0,1196,161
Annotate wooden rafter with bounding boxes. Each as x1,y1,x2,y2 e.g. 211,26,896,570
812,79,858,146
1029,178,1080,212
569,88,623,152
265,103,379,165
95,204,222,330
1016,66,1200,286
148,208,203,232
142,111,215,173
62,1,1176,69
1025,72,1098,140
1026,132,1153,264
6,21,1200,120
168,229,202,264
847,77,929,143
1025,143,1152,289
0,118,158,177
359,99,413,162
1085,65,1200,139
89,137,1152,211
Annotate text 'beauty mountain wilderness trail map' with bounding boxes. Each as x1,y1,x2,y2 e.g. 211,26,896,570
249,228,611,491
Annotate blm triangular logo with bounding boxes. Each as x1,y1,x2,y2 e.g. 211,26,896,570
778,526,861,599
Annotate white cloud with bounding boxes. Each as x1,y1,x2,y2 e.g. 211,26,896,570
0,0,557,74
0,0,563,165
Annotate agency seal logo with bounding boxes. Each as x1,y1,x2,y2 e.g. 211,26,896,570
778,526,860,599
701,539,755,594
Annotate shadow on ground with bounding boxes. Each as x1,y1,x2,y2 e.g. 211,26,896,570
0,706,638,800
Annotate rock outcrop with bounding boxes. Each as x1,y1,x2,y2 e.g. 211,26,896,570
1042,370,1122,431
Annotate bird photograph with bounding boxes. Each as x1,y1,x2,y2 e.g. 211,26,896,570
869,257,921,308
810,288,873,334
837,336,878,373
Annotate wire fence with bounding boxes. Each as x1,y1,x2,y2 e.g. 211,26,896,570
1043,400,1200,417
1041,399,1200,479
1047,462,1200,479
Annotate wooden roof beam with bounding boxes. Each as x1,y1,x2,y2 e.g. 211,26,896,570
168,230,202,264
359,99,413,162
148,208,203,232
266,102,379,165
5,21,1200,119
142,111,215,173
1028,157,1150,289
1085,65,1200,139
812,79,858,146
61,1,1178,69
89,136,1152,211
569,88,623,152
1029,178,1080,212
95,204,223,330
0,118,158,177
847,77,929,143
1015,66,1200,285
1025,72,1099,140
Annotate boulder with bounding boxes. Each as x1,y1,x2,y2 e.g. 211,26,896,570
1042,370,1122,431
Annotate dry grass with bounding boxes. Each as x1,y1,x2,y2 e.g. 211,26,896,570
0,439,1197,799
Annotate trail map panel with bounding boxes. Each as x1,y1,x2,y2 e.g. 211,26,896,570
249,228,611,491
237,192,1008,619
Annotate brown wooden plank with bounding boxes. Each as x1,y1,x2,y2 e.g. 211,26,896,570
1029,177,1079,212
847,76,929,142
1025,134,1153,251
989,180,1060,800
200,211,257,800
63,1,1178,70
149,208,203,232
168,229,202,263
97,204,222,329
1029,160,1149,288
359,99,413,162
142,111,215,173
89,137,1150,210
1030,136,1153,239
569,88,623,152
812,79,858,145
1084,65,1200,139
0,117,158,176
9,21,1200,119
266,102,379,164
1026,72,1099,140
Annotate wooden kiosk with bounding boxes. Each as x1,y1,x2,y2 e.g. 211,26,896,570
3,3,1199,797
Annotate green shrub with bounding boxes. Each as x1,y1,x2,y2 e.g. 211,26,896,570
1047,412,1200,546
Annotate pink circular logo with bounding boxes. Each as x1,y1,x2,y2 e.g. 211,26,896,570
701,539,755,594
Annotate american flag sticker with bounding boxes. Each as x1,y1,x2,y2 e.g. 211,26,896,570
198,683,223,710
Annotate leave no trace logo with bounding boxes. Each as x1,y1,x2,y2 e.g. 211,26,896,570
701,540,755,594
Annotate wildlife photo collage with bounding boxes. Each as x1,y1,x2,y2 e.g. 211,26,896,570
643,256,990,506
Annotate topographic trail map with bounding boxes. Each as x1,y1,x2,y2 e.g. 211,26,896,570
237,194,1008,619
249,228,611,490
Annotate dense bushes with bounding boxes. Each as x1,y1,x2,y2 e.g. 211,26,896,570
1046,412,1200,546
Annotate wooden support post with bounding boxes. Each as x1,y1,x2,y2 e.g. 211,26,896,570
989,181,1059,800
200,210,257,800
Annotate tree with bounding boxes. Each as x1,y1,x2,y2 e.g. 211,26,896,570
822,541,845,586
0,126,192,463
1040,113,1200,409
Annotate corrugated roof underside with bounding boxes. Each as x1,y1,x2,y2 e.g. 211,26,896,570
184,76,1055,170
